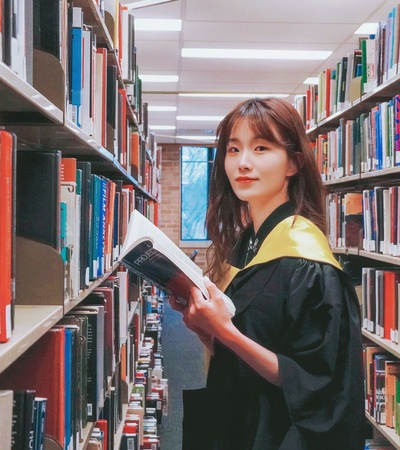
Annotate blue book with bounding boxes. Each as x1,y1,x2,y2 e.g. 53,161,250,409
64,327,73,449
33,397,47,450
90,174,101,280
97,177,107,277
70,8,83,127
60,202,68,263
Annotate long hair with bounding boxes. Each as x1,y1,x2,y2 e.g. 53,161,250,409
206,97,327,284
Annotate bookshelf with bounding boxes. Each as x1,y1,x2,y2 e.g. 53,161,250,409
0,0,163,448
298,6,400,448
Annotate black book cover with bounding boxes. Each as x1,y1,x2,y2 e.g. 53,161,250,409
23,390,36,450
32,0,61,59
107,65,118,129
16,150,61,249
2,0,12,66
63,314,88,429
11,391,25,450
72,306,105,422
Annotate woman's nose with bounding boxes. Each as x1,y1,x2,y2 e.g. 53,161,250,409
238,151,251,170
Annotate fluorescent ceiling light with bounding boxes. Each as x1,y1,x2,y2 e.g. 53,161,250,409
354,23,378,35
140,74,179,82
149,125,176,130
181,48,332,60
135,18,182,31
175,135,217,141
178,93,289,98
176,115,224,121
303,77,319,85
125,0,177,9
148,106,177,111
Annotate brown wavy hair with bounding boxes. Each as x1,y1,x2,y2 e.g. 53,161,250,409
205,97,327,284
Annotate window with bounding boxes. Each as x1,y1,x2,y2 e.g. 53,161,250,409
180,146,215,241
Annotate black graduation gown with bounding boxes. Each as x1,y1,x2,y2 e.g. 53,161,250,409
182,206,365,450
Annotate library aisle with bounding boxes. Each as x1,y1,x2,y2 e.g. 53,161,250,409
159,299,207,449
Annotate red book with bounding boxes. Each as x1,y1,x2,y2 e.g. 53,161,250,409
383,270,400,341
118,88,128,168
96,47,108,147
130,131,140,179
95,419,108,450
0,131,15,342
325,68,331,119
0,327,65,446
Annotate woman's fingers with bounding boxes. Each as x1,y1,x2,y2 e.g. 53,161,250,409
168,295,186,313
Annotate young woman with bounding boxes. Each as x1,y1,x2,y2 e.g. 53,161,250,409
170,97,365,450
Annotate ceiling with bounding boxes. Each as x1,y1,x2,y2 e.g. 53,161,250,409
121,0,399,145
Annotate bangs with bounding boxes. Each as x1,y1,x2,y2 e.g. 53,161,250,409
222,99,284,147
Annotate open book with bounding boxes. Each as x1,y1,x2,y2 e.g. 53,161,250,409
118,210,236,317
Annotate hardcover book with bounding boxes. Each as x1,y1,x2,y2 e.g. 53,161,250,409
0,130,16,342
0,328,66,448
16,150,61,250
118,210,235,316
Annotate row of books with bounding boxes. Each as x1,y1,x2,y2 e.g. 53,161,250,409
296,4,400,132
67,6,143,162
312,94,400,181
301,45,364,130
362,268,400,343
0,0,157,181
0,129,160,343
327,191,363,250
362,186,399,256
0,0,137,93
0,390,46,450
365,345,400,435
369,5,400,91
327,187,400,257
0,271,167,449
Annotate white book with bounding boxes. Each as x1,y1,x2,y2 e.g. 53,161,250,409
81,27,93,137
119,210,236,317
0,390,13,450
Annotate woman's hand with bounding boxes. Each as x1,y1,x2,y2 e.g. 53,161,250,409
168,293,215,352
185,279,235,342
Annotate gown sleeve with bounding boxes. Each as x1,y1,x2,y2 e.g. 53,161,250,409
276,259,364,450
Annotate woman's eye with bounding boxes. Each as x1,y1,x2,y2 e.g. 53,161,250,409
255,146,268,152
227,146,239,153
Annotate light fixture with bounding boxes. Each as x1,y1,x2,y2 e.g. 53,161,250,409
148,106,177,111
354,23,378,35
135,18,182,31
125,0,178,9
140,74,179,82
178,93,289,98
181,48,332,60
176,115,224,121
303,77,319,85
149,125,176,130
175,135,217,141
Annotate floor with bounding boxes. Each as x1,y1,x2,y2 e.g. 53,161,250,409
158,296,207,450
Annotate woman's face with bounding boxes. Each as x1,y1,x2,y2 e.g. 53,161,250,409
224,118,297,212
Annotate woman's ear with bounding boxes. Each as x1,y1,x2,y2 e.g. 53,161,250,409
286,157,298,177
287,153,304,177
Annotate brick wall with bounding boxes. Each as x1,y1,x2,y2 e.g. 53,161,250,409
158,143,209,271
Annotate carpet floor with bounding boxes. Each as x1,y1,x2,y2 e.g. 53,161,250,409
158,297,207,450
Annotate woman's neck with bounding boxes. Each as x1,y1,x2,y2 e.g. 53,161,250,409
250,198,289,233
